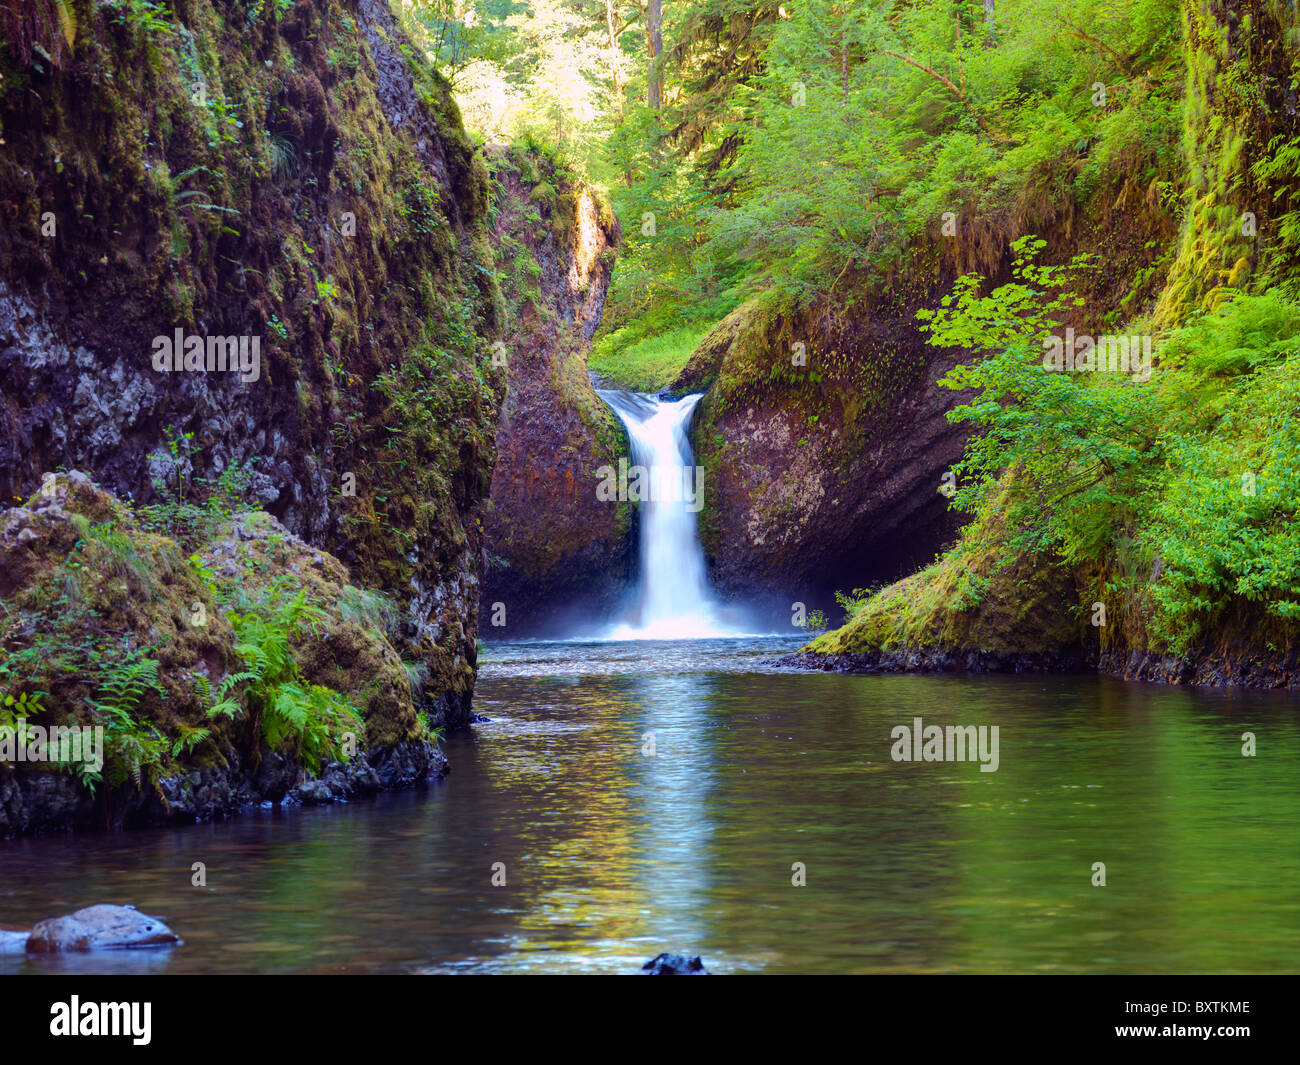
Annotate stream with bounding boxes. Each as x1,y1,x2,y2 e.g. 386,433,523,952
3,636,1298,974
4,393,1298,974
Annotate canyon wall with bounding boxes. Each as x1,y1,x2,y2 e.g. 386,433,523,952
0,0,513,832
479,146,631,636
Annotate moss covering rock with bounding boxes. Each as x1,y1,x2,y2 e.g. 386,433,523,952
0,0,505,759
790,499,1089,675
791,0,1300,689
479,144,631,632
0,471,445,837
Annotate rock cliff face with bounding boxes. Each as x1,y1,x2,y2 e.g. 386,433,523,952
674,288,969,621
480,146,631,636
0,0,502,726
675,182,1171,624
788,0,1300,690
0,0,511,832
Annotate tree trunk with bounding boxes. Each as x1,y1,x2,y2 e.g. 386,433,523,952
606,0,624,112
646,0,663,110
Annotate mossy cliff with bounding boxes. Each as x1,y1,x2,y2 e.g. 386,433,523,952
795,493,1090,675
1,473,447,835
1154,0,1300,325
480,145,631,634
0,1,508,831
795,0,1300,689
676,155,1176,620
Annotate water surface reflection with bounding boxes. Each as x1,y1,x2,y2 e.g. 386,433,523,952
2,637,1297,973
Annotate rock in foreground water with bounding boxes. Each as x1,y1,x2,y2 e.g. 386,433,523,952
21,905,180,952
641,952,710,975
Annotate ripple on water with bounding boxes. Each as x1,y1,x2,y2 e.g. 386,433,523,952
3,639,1299,974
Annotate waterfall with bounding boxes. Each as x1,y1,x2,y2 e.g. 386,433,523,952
598,390,735,639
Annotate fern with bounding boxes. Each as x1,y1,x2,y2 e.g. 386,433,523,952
0,690,46,729
88,653,167,790
207,592,363,774
170,724,211,758
53,0,75,49
90,654,162,718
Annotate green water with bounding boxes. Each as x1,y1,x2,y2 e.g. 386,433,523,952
2,637,1297,973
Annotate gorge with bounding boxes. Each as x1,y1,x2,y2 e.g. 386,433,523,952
1,0,1298,980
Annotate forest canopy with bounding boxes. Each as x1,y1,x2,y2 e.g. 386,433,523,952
400,0,1183,378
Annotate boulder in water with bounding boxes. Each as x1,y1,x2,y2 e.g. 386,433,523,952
22,904,180,952
641,952,710,975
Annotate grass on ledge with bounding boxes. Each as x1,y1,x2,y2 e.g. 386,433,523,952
588,323,711,392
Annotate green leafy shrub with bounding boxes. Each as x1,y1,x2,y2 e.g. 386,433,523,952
904,237,1300,656
139,428,258,547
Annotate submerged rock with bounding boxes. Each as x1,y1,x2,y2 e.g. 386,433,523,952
641,952,710,975
5,904,179,952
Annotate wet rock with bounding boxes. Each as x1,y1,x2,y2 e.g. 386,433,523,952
0,0,497,814
773,648,1089,676
0,473,454,837
295,779,334,805
23,905,179,952
778,643,1300,691
641,952,710,975
149,738,447,823
671,296,970,617
480,146,630,634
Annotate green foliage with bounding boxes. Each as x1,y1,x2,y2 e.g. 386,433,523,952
169,723,212,759
336,585,401,640
101,0,173,42
86,519,158,595
370,330,496,531
0,690,46,728
89,652,169,790
266,132,299,179
588,322,710,391
3,557,135,690
916,235,1300,654
833,587,876,623
798,608,830,634
1143,295,1300,642
412,0,617,160
209,593,363,775
921,236,1151,562
90,653,162,720
139,427,258,548
435,0,1176,380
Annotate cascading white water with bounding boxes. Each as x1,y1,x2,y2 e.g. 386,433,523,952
599,390,735,639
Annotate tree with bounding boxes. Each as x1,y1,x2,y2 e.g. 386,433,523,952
646,0,663,109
